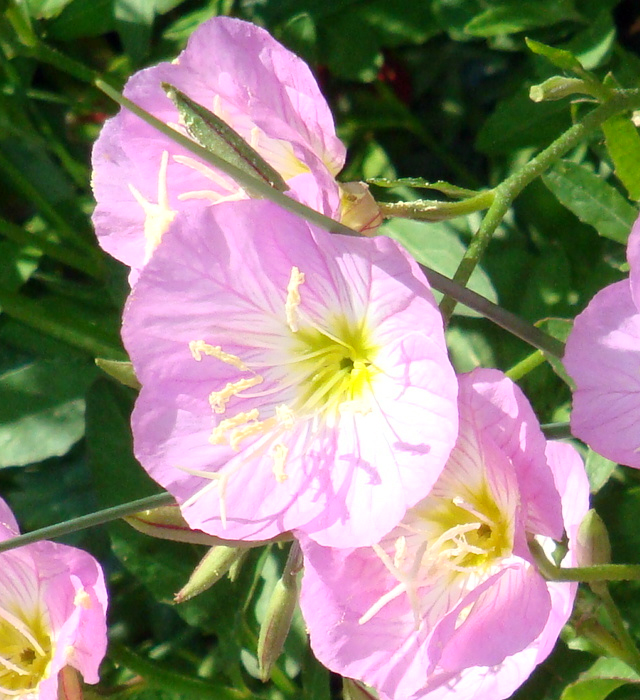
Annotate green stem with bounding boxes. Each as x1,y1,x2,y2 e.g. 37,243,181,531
378,190,494,221
505,349,545,381
0,493,175,553
440,88,640,319
529,540,640,583
541,422,572,440
421,266,566,357
596,585,640,674
0,286,125,359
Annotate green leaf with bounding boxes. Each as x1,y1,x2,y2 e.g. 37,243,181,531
464,1,580,37
114,0,155,63
602,114,640,201
0,358,96,467
559,10,615,70
543,160,638,244
585,449,618,494
47,0,114,40
561,657,640,700
381,219,497,317
23,0,75,19
476,87,572,155
163,84,288,192
368,177,478,198
525,38,584,73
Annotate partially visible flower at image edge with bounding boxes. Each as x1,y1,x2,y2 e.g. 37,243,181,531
122,199,458,548
564,213,640,469
0,498,108,700
91,15,381,283
299,368,589,700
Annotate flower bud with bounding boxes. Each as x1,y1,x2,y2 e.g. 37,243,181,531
529,76,594,103
576,509,611,568
257,543,303,681
175,545,246,603
339,182,382,235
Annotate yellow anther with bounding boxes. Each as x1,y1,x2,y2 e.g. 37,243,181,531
210,409,260,445
271,443,289,482
285,266,305,332
209,375,264,413
189,340,249,370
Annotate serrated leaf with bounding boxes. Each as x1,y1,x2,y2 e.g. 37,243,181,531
602,114,640,201
526,38,584,72
381,219,497,317
464,1,579,37
163,84,288,192
0,358,96,467
543,160,638,244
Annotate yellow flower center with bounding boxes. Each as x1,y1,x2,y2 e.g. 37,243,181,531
290,320,378,425
0,601,53,697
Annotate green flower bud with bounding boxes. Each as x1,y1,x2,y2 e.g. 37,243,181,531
175,545,246,603
529,77,596,103
257,543,303,681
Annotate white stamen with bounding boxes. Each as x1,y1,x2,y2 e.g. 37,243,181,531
285,267,305,332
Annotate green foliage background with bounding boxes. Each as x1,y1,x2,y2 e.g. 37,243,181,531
2,0,640,698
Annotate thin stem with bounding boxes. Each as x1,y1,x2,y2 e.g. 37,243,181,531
421,266,566,357
0,493,175,553
541,422,572,440
440,89,640,319
505,349,545,381
597,585,640,674
529,540,640,583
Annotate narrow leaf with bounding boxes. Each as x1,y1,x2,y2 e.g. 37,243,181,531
162,83,288,192
525,37,585,72
602,113,640,201
367,177,479,198
542,160,637,244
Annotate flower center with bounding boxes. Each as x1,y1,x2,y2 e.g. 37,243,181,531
359,481,513,627
0,601,53,696
290,321,377,425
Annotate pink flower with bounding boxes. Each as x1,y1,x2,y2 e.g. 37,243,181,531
299,369,589,700
564,215,640,468
91,16,380,282
0,498,108,699
122,200,458,548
